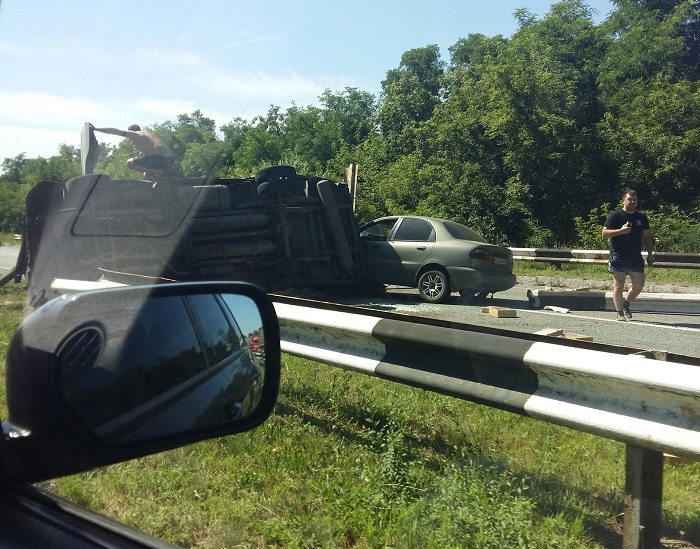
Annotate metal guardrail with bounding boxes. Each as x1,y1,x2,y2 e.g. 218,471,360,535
511,248,700,269
272,295,700,548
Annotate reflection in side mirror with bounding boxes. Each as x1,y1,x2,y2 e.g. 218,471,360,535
3,282,280,483
58,293,266,445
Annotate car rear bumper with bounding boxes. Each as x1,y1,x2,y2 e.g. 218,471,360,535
446,267,516,293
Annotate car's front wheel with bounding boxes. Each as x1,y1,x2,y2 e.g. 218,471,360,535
418,270,450,303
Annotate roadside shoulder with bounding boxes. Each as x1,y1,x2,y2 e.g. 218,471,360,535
515,275,700,295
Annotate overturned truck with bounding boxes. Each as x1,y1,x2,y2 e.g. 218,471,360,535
10,127,364,306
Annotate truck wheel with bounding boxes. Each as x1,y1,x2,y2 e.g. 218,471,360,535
255,165,298,196
257,179,298,196
254,165,296,184
418,270,450,303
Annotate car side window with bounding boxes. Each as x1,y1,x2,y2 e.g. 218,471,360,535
185,294,241,366
394,218,435,242
359,219,397,241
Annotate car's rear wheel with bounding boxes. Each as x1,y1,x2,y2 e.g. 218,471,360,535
418,270,450,303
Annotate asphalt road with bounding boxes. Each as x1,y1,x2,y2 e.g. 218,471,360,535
3,244,698,360
0,245,18,276
325,284,700,361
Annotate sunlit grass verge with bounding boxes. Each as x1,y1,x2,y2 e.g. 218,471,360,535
515,261,700,287
52,355,700,548
0,233,20,246
0,284,28,419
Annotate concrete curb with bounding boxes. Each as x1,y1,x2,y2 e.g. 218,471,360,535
604,292,700,314
527,289,700,314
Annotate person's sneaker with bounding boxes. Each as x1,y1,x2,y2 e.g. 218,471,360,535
623,300,632,320
616,312,626,321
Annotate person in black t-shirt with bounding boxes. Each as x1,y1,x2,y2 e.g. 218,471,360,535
602,189,655,321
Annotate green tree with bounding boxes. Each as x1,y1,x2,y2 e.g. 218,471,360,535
282,88,376,176
153,110,219,164
233,107,284,173
377,45,445,159
597,0,700,208
416,1,610,245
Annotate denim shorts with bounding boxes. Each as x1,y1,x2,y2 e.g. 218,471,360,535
608,254,645,274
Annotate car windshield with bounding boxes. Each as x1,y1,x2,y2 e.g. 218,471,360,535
2,1,699,547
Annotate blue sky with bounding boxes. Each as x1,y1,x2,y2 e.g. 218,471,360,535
0,0,614,162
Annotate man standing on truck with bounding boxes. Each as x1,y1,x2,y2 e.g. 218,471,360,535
90,123,182,177
602,189,655,321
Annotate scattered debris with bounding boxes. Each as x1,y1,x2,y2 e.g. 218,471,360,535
664,453,697,465
564,333,594,341
535,328,565,337
481,306,517,318
543,286,592,292
544,305,570,313
535,327,593,341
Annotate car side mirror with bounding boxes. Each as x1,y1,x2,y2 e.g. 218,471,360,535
1,282,280,483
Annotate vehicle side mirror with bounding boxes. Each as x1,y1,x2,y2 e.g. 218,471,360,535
2,282,280,483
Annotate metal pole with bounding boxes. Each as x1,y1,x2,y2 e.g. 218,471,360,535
641,449,664,548
623,445,642,549
623,444,663,548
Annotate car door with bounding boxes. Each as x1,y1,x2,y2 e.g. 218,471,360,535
359,218,402,283
388,218,436,285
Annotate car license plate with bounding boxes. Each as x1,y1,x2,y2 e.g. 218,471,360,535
493,256,507,266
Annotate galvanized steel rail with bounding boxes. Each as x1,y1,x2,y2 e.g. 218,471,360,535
511,248,700,269
272,295,700,547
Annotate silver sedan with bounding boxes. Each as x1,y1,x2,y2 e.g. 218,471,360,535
359,216,516,303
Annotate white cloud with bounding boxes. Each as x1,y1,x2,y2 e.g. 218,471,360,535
0,125,82,160
133,98,199,118
0,60,357,160
0,91,103,127
193,68,354,106
132,47,202,69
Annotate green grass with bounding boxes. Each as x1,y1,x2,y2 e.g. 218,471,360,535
0,233,20,246
0,284,29,419
515,260,700,287
47,356,700,548
1,275,699,547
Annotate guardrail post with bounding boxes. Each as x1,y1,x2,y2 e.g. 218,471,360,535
623,444,663,548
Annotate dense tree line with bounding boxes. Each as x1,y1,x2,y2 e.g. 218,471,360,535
2,0,699,249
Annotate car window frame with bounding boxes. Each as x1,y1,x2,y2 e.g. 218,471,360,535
393,217,436,242
359,218,400,241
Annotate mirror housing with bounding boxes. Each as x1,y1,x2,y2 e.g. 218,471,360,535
2,282,280,483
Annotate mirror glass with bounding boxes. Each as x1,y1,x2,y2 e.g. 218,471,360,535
57,292,266,445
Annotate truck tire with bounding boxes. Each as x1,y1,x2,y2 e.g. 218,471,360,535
255,165,298,196
257,179,298,196
254,165,296,184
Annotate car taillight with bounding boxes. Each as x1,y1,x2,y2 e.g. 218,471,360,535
470,248,491,261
